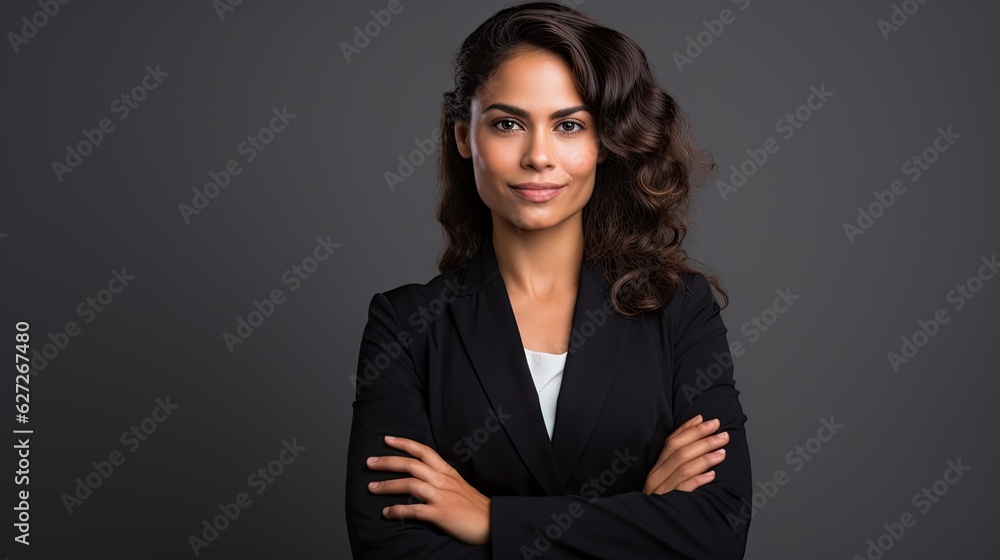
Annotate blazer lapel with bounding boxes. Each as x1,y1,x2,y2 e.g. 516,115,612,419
550,256,632,487
448,235,632,495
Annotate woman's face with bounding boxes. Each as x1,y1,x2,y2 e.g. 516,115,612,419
455,49,606,233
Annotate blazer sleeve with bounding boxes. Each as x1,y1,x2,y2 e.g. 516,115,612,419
489,273,753,559
345,292,491,559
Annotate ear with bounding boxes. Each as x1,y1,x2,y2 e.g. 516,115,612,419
454,121,471,159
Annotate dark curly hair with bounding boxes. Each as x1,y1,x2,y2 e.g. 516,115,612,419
435,1,728,316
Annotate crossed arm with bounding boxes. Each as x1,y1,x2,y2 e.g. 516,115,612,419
345,275,751,559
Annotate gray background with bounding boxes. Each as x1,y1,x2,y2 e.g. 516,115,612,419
2,0,997,558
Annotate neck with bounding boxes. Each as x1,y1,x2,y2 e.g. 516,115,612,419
491,213,583,299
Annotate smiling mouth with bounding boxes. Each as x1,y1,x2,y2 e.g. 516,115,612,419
509,185,566,202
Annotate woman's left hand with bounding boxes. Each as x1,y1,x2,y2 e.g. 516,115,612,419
367,435,491,545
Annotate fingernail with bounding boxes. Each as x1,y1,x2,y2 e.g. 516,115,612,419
694,414,703,423
368,481,378,490
705,470,716,478
367,456,378,465
382,507,389,516
385,435,396,441
710,449,726,458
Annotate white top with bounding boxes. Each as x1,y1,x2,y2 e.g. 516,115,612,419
523,347,567,440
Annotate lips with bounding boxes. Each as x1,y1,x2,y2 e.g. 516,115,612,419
509,183,566,203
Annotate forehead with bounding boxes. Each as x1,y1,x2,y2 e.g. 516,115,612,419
474,49,586,112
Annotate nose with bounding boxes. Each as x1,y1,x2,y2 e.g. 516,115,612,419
521,128,555,171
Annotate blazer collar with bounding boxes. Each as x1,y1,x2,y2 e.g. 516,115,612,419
447,234,633,494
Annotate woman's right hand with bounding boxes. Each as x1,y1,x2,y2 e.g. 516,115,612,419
642,414,729,495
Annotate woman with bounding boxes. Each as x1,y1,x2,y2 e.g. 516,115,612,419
345,2,752,558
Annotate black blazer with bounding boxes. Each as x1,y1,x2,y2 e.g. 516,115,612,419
345,236,752,559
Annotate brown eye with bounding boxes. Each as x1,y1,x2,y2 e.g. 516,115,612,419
559,121,584,134
493,119,522,135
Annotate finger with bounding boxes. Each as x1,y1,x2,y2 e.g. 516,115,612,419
645,429,728,493
678,414,704,431
669,470,717,493
367,455,444,487
651,463,719,495
676,430,730,462
384,436,455,473
369,477,439,502
645,448,719,495
651,418,721,474
383,502,433,522
659,448,726,492
659,431,729,475
658,415,704,454
656,418,718,467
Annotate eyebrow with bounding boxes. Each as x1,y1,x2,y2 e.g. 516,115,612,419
482,103,591,120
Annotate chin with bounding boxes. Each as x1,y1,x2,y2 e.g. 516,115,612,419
506,213,562,231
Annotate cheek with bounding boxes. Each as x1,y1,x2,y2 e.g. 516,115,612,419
472,135,515,177
561,143,600,176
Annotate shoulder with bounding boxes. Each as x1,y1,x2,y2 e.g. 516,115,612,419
658,271,715,320
656,271,723,346
365,267,468,321
681,271,715,308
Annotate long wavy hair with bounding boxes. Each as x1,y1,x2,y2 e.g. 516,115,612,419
435,1,729,316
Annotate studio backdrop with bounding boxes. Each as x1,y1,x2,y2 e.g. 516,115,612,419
1,0,997,558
